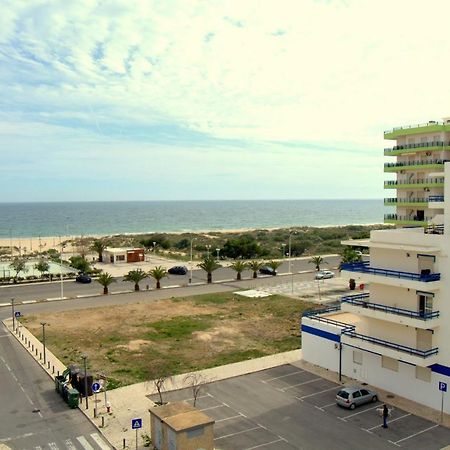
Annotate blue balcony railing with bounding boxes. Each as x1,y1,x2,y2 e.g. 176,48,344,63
302,306,355,331
341,293,440,320
342,329,438,358
429,195,444,202
340,262,440,282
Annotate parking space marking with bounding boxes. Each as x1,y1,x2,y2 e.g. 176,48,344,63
184,393,211,403
244,437,287,449
215,426,261,440
338,404,380,420
393,423,439,445
296,385,338,400
262,370,304,383
279,377,321,391
200,404,225,412
364,413,411,432
215,413,246,423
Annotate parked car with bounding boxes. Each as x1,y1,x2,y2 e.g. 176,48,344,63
315,270,335,280
336,387,378,410
168,266,188,275
75,273,92,283
259,266,277,276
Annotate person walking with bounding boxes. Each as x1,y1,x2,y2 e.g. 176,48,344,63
382,404,389,428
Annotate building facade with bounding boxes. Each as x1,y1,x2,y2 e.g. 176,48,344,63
301,119,450,413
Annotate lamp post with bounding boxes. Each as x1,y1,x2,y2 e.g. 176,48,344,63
153,242,157,254
289,230,297,294
11,297,15,332
216,248,220,261
82,354,89,409
40,322,47,365
205,244,211,258
189,237,196,284
59,238,65,300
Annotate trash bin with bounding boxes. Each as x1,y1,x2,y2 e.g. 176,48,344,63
67,388,80,409
359,283,365,290
55,375,65,394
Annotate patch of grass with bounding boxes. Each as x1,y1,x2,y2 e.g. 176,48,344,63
193,292,232,305
145,316,212,340
210,349,266,367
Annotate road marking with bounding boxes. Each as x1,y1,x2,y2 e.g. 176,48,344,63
279,377,321,391
46,297,65,301
317,402,338,409
244,438,287,449
111,290,133,294
216,426,260,440
394,424,439,444
183,394,210,403
34,446,43,450
215,414,244,423
388,440,401,447
0,432,34,442
48,443,59,450
199,404,225,412
339,404,381,420
0,303,11,307
297,385,337,399
76,294,98,298
22,300,37,304
76,436,95,450
90,433,110,450
64,439,77,450
365,413,411,431
262,370,304,383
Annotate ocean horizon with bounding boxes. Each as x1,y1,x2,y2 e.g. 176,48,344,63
0,199,391,238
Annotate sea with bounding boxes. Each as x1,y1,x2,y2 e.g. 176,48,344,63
0,200,391,238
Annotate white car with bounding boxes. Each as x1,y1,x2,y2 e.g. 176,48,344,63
315,270,335,280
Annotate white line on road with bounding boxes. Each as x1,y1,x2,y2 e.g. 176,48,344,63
297,385,337,400
48,443,59,450
279,377,321,391
244,438,287,449
262,370,304,383
216,426,261,440
46,297,65,301
162,285,180,289
318,402,338,409
394,424,439,444
90,433,111,450
388,440,401,447
215,413,245,423
64,439,77,450
200,405,225,412
339,404,381,420
76,436,95,450
0,303,10,307
0,432,34,442
22,300,37,304
365,413,411,431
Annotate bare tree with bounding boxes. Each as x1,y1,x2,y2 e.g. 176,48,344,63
183,373,212,407
149,360,172,405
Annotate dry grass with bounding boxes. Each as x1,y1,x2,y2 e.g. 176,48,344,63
21,292,315,388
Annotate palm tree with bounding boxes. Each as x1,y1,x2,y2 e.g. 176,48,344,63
230,261,248,281
91,240,107,262
96,272,116,294
197,256,220,283
123,269,147,291
148,266,168,289
34,259,50,279
248,260,264,279
309,256,327,272
267,260,282,273
340,248,362,269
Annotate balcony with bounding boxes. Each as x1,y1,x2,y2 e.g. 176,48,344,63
384,197,428,207
384,121,450,140
384,177,444,189
384,141,450,156
384,159,449,173
341,329,439,365
341,293,440,328
341,261,440,283
384,214,433,226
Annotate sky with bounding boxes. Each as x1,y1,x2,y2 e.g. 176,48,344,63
2,0,450,202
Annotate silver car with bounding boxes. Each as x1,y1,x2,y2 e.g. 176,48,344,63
336,386,378,409
315,270,335,280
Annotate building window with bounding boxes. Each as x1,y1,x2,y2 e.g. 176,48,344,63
381,356,398,372
116,255,125,261
353,351,363,365
416,366,431,382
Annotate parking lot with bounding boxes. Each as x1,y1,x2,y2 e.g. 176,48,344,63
151,364,450,449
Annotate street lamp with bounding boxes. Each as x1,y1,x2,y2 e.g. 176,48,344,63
205,244,211,258
81,354,89,409
11,297,15,332
189,237,196,284
288,230,297,294
40,322,48,365
59,238,65,300
216,248,220,260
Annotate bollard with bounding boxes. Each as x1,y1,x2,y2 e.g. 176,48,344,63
47,361,50,369
57,370,60,376
35,348,38,356
39,352,42,360
28,341,30,348
123,439,126,449
52,366,55,374
32,344,34,351
94,407,97,418
25,337,27,344
101,416,105,428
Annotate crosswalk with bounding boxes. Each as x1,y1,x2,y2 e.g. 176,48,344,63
27,433,110,450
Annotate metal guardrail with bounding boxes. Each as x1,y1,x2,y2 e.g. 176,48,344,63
341,293,439,320
340,262,440,282
428,195,444,202
384,177,444,186
342,329,439,357
384,141,449,153
384,159,449,168
384,214,434,223
384,198,428,204
384,121,448,134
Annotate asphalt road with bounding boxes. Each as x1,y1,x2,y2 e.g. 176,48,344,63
0,256,341,303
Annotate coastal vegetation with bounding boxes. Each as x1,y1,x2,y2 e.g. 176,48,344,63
21,291,315,388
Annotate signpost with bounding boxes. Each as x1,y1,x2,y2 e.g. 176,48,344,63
131,418,142,450
14,311,21,318
92,382,101,418
439,381,447,422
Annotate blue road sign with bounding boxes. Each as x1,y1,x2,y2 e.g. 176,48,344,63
14,312,21,318
439,382,447,392
92,382,101,393
131,418,142,429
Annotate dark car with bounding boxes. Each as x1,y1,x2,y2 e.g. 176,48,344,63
168,266,188,275
76,273,92,283
259,266,277,276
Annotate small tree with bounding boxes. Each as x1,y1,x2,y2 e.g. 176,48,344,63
183,373,212,407
123,269,147,291
96,272,116,294
91,240,107,262
69,255,91,273
9,257,28,282
309,255,327,272
149,360,172,405
248,260,264,279
34,259,50,279
148,266,168,289
197,256,220,283
230,261,248,281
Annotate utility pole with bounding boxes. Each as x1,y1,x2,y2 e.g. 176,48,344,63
11,298,15,332
82,355,89,409
40,322,47,365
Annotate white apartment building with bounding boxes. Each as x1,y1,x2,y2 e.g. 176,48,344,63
301,118,450,413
